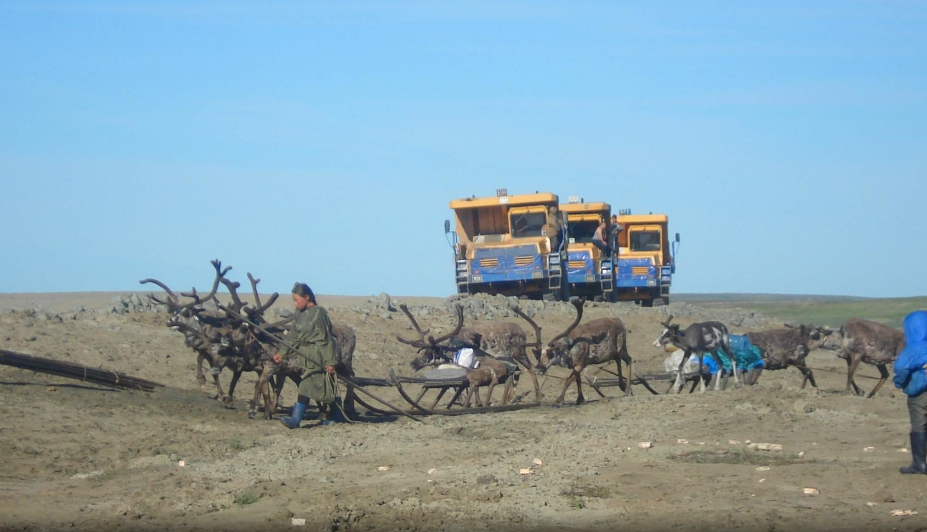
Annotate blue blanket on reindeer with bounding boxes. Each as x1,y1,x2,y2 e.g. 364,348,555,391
702,335,765,375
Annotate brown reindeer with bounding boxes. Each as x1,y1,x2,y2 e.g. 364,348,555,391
818,319,905,398
141,259,237,400
400,305,513,408
745,324,833,390
518,298,634,405
456,321,542,402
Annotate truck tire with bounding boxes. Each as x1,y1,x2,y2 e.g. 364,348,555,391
662,296,670,306
641,298,654,308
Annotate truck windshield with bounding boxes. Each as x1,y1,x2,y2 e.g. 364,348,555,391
568,220,598,243
630,231,661,251
510,212,546,238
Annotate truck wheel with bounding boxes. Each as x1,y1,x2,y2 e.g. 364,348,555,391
662,296,670,306
542,290,557,302
641,299,654,308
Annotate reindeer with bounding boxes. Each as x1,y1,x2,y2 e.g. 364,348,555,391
143,260,309,413
817,319,905,398
745,324,833,390
455,322,542,401
141,259,237,401
652,316,736,393
251,323,358,420
517,298,634,405
399,305,513,408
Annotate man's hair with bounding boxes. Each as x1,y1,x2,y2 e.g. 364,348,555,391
292,282,316,303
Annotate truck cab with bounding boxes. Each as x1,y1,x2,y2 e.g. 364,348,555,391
559,199,616,301
615,212,679,306
446,191,568,301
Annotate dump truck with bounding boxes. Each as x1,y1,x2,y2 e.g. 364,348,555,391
559,198,616,301
614,211,680,306
445,190,569,301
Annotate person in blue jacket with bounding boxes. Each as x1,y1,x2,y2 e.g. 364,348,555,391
893,310,927,475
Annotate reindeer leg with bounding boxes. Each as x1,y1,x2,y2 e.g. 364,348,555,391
698,355,709,393
710,353,726,391
485,379,498,407
196,353,209,389
674,351,693,394
867,364,890,399
556,373,576,405
342,376,358,419
574,370,586,405
620,353,634,397
255,365,277,419
845,356,863,395
212,368,226,403
224,369,242,408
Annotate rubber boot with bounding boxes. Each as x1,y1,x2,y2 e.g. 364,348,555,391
318,402,332,426
279,401,307,429
900,432,927,474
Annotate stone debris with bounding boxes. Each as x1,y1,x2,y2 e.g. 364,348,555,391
533,458,543,466
291,518,306,526
803,488,820,496
677,439,689,444
427,469,436,475
519,469,532,475
638,442,653,449
749,443,783,452
377,466,389,472
755,467,770,472
863,447,875,452
897,448,909,453
867,502,878,507
891,510,917,517
728,440,739,445
70,471,103,480
758,478,766,483
178,461,185,467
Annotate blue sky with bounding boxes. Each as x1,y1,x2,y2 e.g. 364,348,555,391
1,1,925,298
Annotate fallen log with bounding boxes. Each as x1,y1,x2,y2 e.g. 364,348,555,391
0,349,164,392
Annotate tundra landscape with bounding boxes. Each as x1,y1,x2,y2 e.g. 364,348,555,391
1,291,924,532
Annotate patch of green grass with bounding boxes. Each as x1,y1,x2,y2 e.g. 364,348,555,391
567,495,586,509
228,439,243,451
671,449,808,466
563,485,613,499
234,492,261,506
562,483,612,509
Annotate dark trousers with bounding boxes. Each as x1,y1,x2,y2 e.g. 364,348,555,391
592,240,612,256
909,392,927,433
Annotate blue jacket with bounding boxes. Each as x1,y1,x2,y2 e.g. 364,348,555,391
893,310,927,397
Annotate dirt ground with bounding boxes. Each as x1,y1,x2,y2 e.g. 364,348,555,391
1,292,925,532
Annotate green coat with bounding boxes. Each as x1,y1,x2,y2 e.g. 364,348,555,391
279,305,338,403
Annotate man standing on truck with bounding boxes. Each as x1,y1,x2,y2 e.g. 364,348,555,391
546,205,563,252
610,215,623,250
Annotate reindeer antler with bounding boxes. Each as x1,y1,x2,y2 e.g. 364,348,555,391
660,314,675,328
511,305,543,348
432,305,464,345
140,258,227,313
550,298,584,344
396,304,431,347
